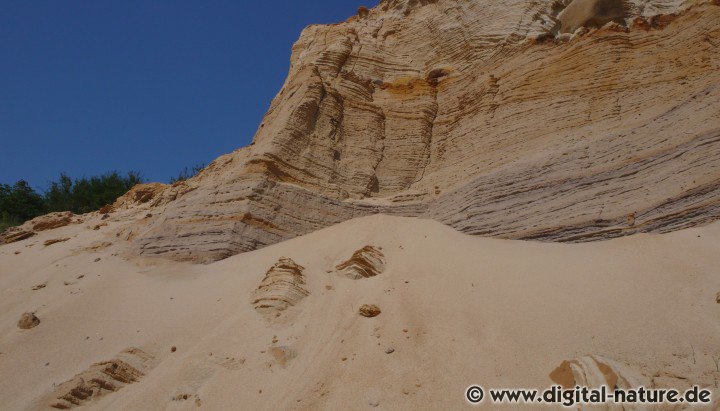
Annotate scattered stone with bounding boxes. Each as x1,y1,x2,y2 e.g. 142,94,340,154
94,258,101,262
359,304,382,318
145,213,153,218
172,393,191,401
101,213,110,220
171,346,177,353
18,312,40,329
32,283,47,291
369,399,380,407
14,251,21,255
716,292,720,304
385,347,395,354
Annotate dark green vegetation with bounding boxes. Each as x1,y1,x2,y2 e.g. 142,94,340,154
0,172,143,232
0,181,45,231
1,164,206,232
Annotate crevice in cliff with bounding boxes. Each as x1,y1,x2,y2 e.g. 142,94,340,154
363,107,387,198
411,79,439,188
328,93,347,187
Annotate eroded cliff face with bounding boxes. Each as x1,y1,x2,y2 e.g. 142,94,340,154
115,0,719,262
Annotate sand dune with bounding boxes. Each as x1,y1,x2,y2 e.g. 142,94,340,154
1,214,719,409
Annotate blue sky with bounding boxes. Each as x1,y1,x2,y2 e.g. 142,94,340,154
0,0,379,190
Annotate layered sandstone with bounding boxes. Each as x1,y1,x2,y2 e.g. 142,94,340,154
252,258,310,315
94,0,720,262
1,212,79,245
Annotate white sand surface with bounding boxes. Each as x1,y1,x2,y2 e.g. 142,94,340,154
1,214,719,409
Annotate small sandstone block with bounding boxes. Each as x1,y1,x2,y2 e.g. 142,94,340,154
18,312,40,329
44,238,70,247
359,304,381,318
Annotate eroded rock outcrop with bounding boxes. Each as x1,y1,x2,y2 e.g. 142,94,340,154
550,355,651,390
45,347,155,409
252,258,310,315
335,246,386,279
14,0,711,263
1,212,77,245
111,182,193,211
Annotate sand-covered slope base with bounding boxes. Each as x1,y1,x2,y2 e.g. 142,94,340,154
0,215,719,409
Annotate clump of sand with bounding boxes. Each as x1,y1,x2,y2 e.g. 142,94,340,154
17,312,40,330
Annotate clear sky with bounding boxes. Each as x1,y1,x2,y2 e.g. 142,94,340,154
0,0,379,190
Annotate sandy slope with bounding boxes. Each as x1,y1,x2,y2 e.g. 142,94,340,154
1,214,719,409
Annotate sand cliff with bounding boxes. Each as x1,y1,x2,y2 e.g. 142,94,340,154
96,0,720,263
